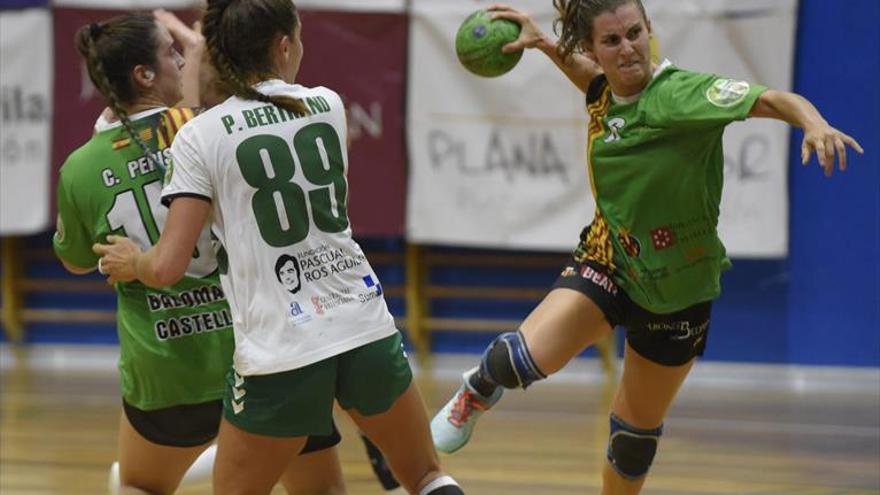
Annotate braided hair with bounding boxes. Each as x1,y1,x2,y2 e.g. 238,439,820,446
553,0,648,61
75,14,162,169
201,0,309,115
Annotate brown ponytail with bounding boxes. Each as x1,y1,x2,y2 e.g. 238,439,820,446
75,14,162,168
201,0,309,115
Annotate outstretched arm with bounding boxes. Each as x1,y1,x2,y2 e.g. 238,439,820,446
93,197,210,287
750,89,864,177
489,4,601,93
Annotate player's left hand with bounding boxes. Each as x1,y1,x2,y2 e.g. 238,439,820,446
802,124,863,177
92,235,141,284
488,4,549,54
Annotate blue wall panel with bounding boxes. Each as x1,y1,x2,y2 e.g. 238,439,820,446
784,0,880,365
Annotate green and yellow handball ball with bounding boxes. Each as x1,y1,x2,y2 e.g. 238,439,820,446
455,9,523,78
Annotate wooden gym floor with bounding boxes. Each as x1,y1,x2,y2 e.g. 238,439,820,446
1,345,878,494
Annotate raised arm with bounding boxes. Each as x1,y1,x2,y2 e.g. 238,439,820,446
93,197,210,287
750,89,864,177
154,9,205,108
489,4,601,93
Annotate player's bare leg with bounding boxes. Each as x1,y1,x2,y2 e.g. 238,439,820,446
601,344,694,495
347,383,463,494
115,413,210,495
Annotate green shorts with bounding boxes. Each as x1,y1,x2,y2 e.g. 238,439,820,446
223,332,412,437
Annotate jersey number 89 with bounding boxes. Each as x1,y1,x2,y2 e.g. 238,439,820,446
236,122,348,247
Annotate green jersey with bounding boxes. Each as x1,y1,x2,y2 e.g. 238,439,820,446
53,107,234,410
576,62,767,313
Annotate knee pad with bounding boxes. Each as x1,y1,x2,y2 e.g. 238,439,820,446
607,413,663,480
480,331,546,389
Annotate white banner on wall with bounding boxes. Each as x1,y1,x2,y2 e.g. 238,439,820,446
407,0,593,251
406,0,797,256
0,9,53,235
646,0,797,256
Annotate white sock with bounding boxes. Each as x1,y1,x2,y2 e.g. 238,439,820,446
180,444,216,486
107,462,119,495
419,475,459,495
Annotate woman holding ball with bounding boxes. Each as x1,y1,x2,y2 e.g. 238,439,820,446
431,2,863,494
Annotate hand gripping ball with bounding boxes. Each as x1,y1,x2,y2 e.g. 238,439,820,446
455,10,523,78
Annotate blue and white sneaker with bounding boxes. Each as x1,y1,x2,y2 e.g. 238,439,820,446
431,367,503,454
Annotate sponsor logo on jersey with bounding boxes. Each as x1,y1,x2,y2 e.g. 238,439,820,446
685,245,708,263
358,275,383,304
153,308,232,341
295,244,367,284
650,226,676,251
603,117,626,143
147,284,226,311
288,301,312,325
311,288,356,315
705,78,750,108
290,302,304,316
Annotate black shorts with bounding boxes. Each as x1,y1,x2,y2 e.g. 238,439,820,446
123,399,341,452
123,399,223,447
552,259,712,366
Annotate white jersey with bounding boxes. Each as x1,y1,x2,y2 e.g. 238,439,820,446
162,80,397,376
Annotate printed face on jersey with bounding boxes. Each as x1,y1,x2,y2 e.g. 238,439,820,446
274,254,302,294
586,3,653,97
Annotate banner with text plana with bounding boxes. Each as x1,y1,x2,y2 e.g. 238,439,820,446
406,0,796,256
0,8,53,235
